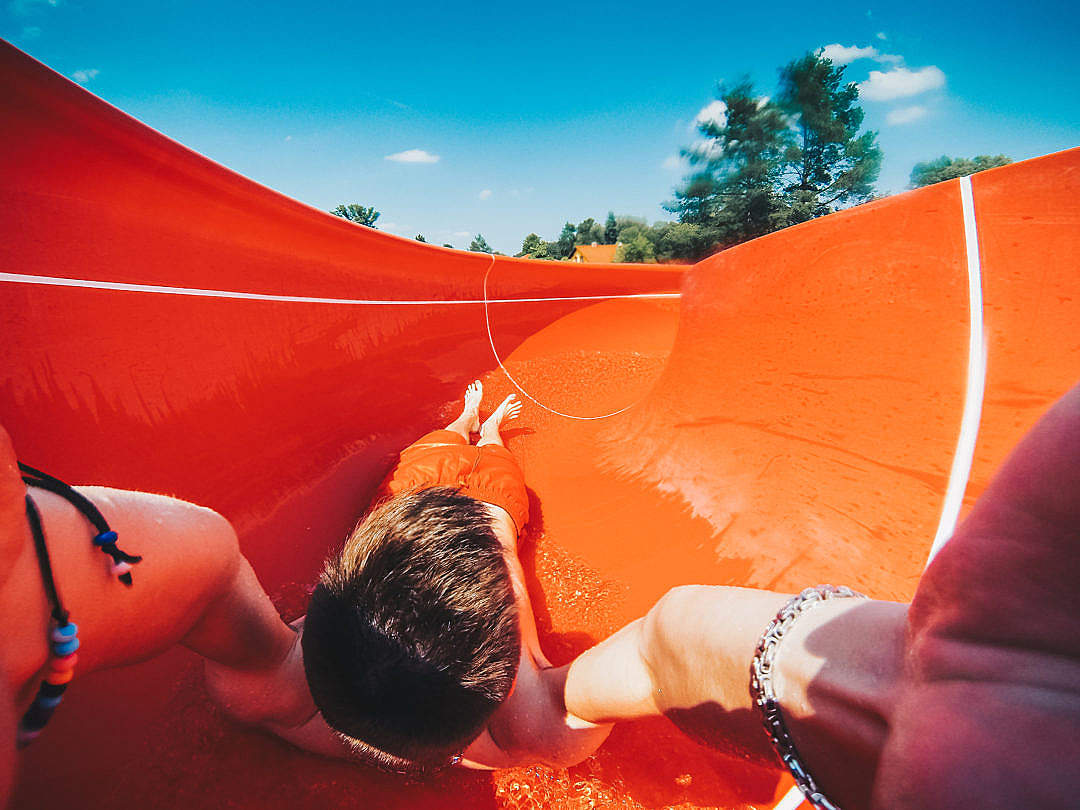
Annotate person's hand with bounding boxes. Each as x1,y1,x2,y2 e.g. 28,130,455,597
875,384,1080,808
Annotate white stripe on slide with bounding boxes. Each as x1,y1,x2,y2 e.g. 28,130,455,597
771,175,990,810
481,256,659,420
927,175,988,565
0,272,680,306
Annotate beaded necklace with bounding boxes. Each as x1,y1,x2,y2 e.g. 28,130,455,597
16,463,142,747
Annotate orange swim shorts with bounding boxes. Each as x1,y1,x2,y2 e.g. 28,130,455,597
378,430,529,532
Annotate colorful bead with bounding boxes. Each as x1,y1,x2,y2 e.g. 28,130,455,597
21,700,56,729
93,530,118,546
110,560,132,577
52,637,80,656
48,652,78,672
50,623,78,643
44,668,74,685
39,681,68,699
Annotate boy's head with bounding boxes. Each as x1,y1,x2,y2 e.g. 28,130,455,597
301,486,521,769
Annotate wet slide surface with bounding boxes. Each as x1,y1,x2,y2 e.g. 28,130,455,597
2,41,1079,809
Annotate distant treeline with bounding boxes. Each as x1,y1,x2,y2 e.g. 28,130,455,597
332,50,1011,263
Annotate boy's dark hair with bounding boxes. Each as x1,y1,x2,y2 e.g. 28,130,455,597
301,486,521,766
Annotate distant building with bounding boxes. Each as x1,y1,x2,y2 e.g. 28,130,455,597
569,242,619,263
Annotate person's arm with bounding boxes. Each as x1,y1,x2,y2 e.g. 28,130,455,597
172,509,354,759
462,507,613,769
565,584,906,808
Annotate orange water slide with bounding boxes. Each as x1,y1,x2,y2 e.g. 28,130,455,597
1,40,1078,810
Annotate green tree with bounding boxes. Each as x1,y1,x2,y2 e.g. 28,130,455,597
553,223,576,259
668,52,881,250
469,234,494,254
442,243,455,249
517,233,551,259
574,217,604,245
910,155,1012,187
777,52,882,223
615,232,656,263
668,80,789,244
614,216,648,240
330,203,380,227
604,212,618,244
654,222,712,262
415,234,427,242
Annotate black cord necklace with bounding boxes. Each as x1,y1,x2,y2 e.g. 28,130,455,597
15,463,142,747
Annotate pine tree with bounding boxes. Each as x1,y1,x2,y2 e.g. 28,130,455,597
553,223,576,259
604,212,618,244
668,51,882,249
668,80,788,244
777,52,882,224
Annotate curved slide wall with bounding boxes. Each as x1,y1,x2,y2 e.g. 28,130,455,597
2,41,1078,810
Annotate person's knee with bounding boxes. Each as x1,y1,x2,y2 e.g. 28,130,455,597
79,486,242,594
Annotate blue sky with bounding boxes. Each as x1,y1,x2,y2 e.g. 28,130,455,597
4,1,1077,254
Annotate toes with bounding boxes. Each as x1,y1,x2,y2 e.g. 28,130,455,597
464,380,483,407
501,395,522,420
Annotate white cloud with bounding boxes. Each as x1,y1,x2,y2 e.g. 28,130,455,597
820,43,903,66
886,105,928,125
284,135,292,142
478,189,492,200
694,99,727,129
662,154,683,170
452,231,470,238
71,68,99,84
859,66,945,101
876,31,887,40
821,44,879,65
385,149,440,164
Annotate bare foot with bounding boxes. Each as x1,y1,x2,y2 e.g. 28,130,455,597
444,380,483,438
461,380,483,433
478,394,522,446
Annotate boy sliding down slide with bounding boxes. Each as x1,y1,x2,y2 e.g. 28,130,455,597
0,381,610,806
299,381,612,772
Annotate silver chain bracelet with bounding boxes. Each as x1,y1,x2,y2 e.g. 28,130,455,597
749,585,866,810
